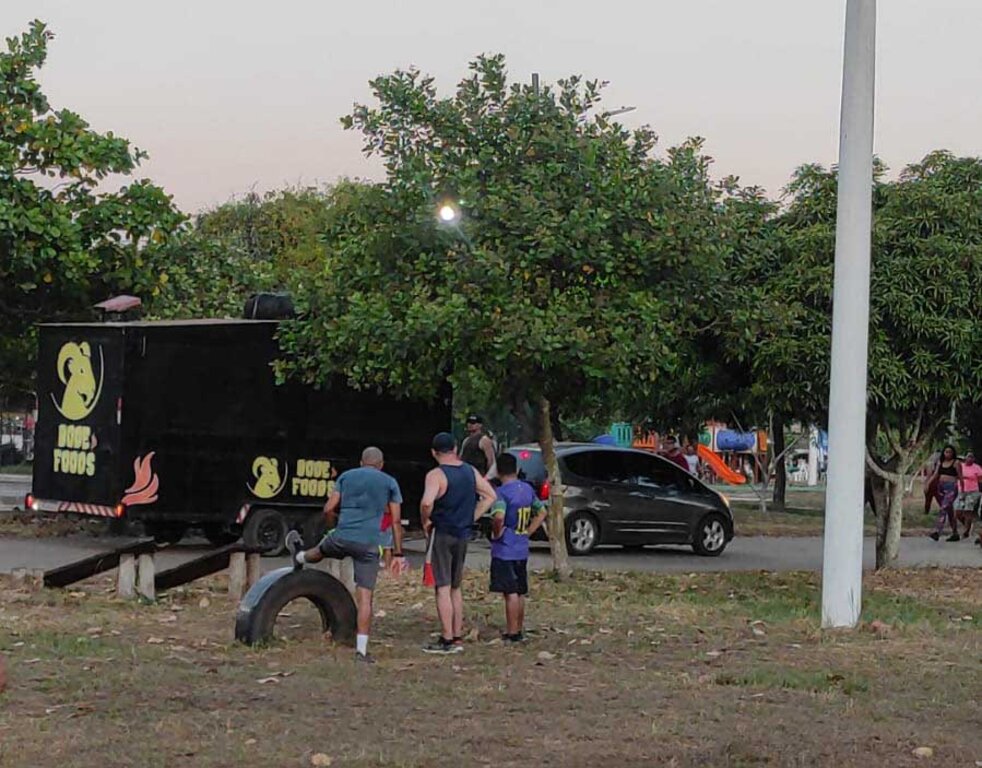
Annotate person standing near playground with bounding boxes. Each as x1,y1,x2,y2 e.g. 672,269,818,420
684,443,701,477
955,450,982,540
661,435,689,472
928,444,962,542
420,432,497,654
286,446,404,664
489,452,547,643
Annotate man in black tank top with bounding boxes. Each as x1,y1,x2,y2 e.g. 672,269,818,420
460,414,497,478
420,432,497,654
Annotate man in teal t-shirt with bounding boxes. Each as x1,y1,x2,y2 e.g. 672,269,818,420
286,446,403,663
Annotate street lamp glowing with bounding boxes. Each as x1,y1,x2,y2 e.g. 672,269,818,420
437,203,459,224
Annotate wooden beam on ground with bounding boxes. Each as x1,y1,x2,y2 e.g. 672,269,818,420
43,538,157,589
154,543,263,593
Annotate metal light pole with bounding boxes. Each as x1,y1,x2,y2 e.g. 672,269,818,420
821,0,877,628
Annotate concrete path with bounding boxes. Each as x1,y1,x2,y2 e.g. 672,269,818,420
1,531,977,577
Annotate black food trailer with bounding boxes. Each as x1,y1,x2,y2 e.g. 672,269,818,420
28,318,450,554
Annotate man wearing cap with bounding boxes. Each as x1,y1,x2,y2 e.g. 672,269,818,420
461,415,497,478
420,432,497,654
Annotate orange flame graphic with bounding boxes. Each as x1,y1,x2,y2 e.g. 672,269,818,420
121,452,159,507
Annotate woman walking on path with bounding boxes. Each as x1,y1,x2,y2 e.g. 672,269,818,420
928,445,963,542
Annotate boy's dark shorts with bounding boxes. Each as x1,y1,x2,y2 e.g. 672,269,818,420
431,530,468,588
489,557,528,596
318,534,380,590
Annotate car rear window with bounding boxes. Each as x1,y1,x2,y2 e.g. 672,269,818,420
561,450,632,483
508,448,547,486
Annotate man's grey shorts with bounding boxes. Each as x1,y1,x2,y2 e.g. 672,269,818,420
431,531,468,589
318,534,380,590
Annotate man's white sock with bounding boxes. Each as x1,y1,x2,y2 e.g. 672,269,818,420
295,551,306,565
356,634,369,656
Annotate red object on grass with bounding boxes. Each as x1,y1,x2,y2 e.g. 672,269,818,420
422,533,436,587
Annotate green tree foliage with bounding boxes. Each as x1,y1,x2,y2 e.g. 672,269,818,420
140,184,363,320
0,21,184,398
279,55,727,574
747,152,982,566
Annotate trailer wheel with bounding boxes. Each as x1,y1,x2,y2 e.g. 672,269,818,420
234,567,357,647
243,508,288,556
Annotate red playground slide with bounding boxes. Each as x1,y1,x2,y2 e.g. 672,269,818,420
697,444,747,485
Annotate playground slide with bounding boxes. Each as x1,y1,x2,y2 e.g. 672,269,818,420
696,444,747,485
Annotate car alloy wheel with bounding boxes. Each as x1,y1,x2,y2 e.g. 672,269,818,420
567,514,598,555
692,512,728,557
702,519,726,552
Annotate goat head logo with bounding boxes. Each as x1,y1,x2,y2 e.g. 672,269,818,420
53,341,104,421
248,456,287,499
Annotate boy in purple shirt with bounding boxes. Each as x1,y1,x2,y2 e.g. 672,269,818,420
490,453,548,643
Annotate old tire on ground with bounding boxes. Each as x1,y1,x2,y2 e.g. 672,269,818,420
144,521,187,545
203,524,240,547
235,567,357,647
691,512,728,557
565,511,599,556
243,508,288,556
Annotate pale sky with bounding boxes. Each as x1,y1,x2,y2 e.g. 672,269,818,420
6,1,981,212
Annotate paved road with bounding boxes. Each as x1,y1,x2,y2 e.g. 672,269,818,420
0,531,977,576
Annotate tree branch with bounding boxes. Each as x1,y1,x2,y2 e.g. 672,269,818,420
865,446,898,482
879,414,904,458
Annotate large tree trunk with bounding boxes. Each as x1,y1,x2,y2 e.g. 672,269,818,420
538,396,571,579
771,413,787,510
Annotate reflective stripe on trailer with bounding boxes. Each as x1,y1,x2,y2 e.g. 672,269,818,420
235,504,251,525
35,498,117,517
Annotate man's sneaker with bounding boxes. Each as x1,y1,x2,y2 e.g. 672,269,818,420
946,533,960,542
355,652,376,665
929,531,940,541
422,637,459,655
285,530,304,570
452,636,464,649
503,632,525,644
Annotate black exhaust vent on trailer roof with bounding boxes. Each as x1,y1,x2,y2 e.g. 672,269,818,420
243,293,295,320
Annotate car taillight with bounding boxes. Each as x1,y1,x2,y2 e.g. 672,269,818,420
115,503,126,518
520,451,531,460
539,480,550,501
25,493,38,512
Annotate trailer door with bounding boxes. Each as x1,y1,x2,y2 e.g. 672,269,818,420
32,325,125,512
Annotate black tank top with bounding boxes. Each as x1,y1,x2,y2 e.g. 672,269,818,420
432,464,477,539
461,433,489,475
939,462,958,478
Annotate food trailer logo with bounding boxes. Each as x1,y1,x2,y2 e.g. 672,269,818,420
51,342,104,477
52,342,104,421
292,459,336,498
248,457,288,499
121,452,159,507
